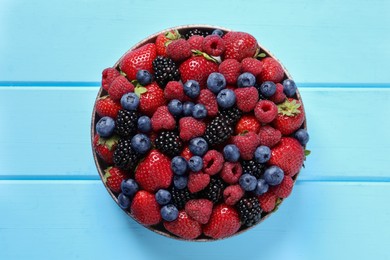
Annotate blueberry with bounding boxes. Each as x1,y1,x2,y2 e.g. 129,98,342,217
207,72,226,94
217,89,236,109
121,179,139,197
239,173,257,191
173,175,188,189
254,145,271,163
136,70,153,86
294,129,309,146
131,133,151,154
96,116,115,137
160,204,179,222
188,156,203,172
260,81,277,97
155,189,172,205
223,144,240,162
118,193,131,210
168,99,183,116
237,72,256,88
183,101,195,116
264,166,284,186
212,29,224,37
183,80,200,98
283,79,297,97
121,92,140,111
192,103,208,119
255,179,269,195
137,116,152,133
171,156,188,175
189,137,208,156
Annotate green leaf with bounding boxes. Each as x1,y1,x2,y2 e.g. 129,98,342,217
134,86,148,97
191,50,218,63
258,53,267,58
103,167,113,183
119,71,127,77
305,150,311,156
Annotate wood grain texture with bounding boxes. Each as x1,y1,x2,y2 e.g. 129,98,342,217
0,0,389,83
0,181,389,260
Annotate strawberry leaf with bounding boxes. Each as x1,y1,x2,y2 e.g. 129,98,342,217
304,150,311,156
258,53,267,58
135,86,148,97
191,50,218,63
120,70,127,77
103,167,113,183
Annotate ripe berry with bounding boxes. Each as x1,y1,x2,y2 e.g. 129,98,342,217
217,89,236,109
161,204,179,222
237,72,256,88
183,80,201,99
167,99,183,116
254,100,278,124
188,156,203,172
207,72,226,94
189,137,209,156
254,145,271,163
259,81,277,97
254,179,269,195
121,92,140,111
131,133,151,154
96,116,115,137
121,179,139,197
118,193,131,209
137,116,152,133
171,156,188,175
212,29,224,37
192,103,207,119
136,70,153,86
294,129,310,146
223,144,240,162
155,189,172,205
174,175,188,189
203,35,226,56
183,101,195,116
239,173,257,191
283,79,297,97
264,166,284,185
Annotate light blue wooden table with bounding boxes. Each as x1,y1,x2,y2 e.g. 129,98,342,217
1,0,389,259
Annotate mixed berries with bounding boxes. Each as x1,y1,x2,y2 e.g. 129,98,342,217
93,27,310,240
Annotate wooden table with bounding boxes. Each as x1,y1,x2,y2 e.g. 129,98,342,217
1,0,389,259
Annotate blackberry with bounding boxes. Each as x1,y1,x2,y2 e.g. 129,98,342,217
152,56,180,88
200,177,225,203
155,131,183,157
203,107,242,147
184,28,210,39
237,197,262,227
170,186,193,210
241,160,266,179
113,139,141,171
115,109,138,138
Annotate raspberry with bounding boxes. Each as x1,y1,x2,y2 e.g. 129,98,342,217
223,184,245,206
231,131,260,160
185,199,213,224
269,83,286,104
151,106,176,132
102,67,120,91
188,172,211,193
166,39,192,63
258,125,281,147
234,87,259,112
196,89,218,117
218,59,241,85
220,162,242,184
179,117,206,141
187,35,204,51
254,100,278,124
241,58,262,77
164,81,188,101
257,192,277,212
202,35,226,56
108,75,135,101
202,150,224,176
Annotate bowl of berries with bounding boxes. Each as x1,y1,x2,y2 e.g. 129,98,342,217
92,25,310,241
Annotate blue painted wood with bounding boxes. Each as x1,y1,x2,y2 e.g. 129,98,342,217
0,0,389,83
0,181,389,259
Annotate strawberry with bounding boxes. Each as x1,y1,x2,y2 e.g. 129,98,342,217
218,59,241,85
232,131,260,160
203,204,241,239
222,31,258,61
203,35,226,57
258,125,281,147
196,89,218,117
179,56,218,88
268,137,304,176
257,191,277,212
254,100,278,124
273,98,305,135
220,162,242,184
135,149,173,192
188,172,210,193
223,184,245,206
131,190,162,226
234,87,259,112
102,67,120,91
151,106,176,132
179,117,206,141
269,83,286,104
166,39,192,62
93,134,118,164
187,35,204,51
181,146,193,161
95,95,122,119
155,29,181,56
202,150,224,176
164,81,188,101
164,210,202,240
270,175,294,198
241,57,262,77
103,166,128,193
185,199,213,224
138,82,166,116
235,114,261,135
119,43,157,80
108,75,135,101
258,57,284,83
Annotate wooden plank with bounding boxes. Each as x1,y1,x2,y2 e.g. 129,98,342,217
0,86,389,180
0,180,389,259
0,0,389,83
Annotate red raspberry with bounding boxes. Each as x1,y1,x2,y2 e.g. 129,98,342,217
164,81,188,102
235,114,261,135
187,35,204,51
254,100,278,124
203,204,241,239
223,184,245,206
131,190,162,226
258,125,281,147
257,192,277,212
202,35,226,56
269,83,286,104
95,95,121,119
270,175,294,198
181,146,193,161
164,211,202,240
179,117,206,141
196,89,218,117
232,131,260,160
258,57,284,83
185,199,213,224
202,150,224,176
151,106,176,132
166,39,192,62
241,57,262,77
220,162,242,184
218,59,241,85
102,166,128,193
108,75,135,101
234,86,259,112
102,67,120,91
188,172,210,193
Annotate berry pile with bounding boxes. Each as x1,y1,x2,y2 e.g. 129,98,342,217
93,26,310,240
